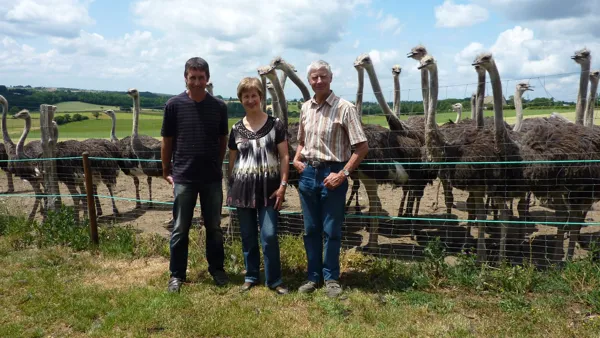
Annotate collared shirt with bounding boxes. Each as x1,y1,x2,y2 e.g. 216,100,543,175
297,91,367,162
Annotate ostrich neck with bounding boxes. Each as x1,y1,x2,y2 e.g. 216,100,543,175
487,64,508,151
425,65,445,162
356,67,364,119
1,100,14,153
454,107,462,123
470,96,476,120
131,95,143,151
576,61,591,125
476,71,485,129
279,72,288,90
260,76,267,112
585,79,599,127
206,87,213,96
267,87,281,119
16,116,31,159
280,64,311,101
364,64,404,130
421,69,430,117
514,88,524,132
392,73,400,117
109,113,118,142
267,73,288,126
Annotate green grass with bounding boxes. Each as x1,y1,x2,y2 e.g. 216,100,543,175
54,102,121,112
1,207,600,337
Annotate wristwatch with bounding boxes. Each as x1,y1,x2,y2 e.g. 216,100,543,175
341,169,350,177
281,181,288,187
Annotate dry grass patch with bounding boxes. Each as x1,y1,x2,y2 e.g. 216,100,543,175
83,257,168,290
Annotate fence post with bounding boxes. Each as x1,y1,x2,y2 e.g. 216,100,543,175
39,104,61,212
82,152,99,246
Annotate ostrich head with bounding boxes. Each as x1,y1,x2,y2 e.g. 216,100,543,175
392,65,402,75
0,95,6,106
207,81,213,89
271,56,297,72
417,54,436,70
516,82,534,94
257,65,275,77
266,82,274,90
571,48,591,65
407,45,427,60
103,109,115,117
451,103,463,112
354,53,372,69
591,70,600,82
14,109,30,120
127,88,139,98
471,52,495,70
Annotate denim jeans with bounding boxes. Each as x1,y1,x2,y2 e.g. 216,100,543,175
298,162,348,283
237,206,282,288
170,181,225,280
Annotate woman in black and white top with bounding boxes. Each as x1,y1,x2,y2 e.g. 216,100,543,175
227,77,289,294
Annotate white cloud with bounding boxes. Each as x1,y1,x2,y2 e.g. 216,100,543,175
435,0,489,28
0,0,93,38
376,14,402,35
353,40,360,48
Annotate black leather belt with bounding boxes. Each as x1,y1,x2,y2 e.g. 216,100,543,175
305,159,341,168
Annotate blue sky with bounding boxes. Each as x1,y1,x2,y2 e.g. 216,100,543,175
0,0,599,104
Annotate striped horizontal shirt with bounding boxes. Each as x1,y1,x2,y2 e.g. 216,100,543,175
297,91,367,162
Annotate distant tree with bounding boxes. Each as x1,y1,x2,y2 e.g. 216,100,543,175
0,85,7,94
91,111,100,119
8,106,19,115
64,114,71,123
72,113,83,121
297,101,302,109
54,116,66,125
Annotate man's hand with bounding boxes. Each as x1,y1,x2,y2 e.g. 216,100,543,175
163,173,174,187
293,159,305,174
323,172,346,190
270,186,286,210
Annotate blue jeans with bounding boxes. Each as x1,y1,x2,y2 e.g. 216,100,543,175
298,162,348,283
170,181,225,280
237,206,282,288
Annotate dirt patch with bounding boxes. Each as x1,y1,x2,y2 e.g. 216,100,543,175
83,257,167,290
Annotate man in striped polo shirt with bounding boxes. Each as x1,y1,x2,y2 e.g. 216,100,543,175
161,57,229,293
292,60,369,298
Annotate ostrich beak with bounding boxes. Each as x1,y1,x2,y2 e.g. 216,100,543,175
527,86,534,91
417,63,425,70
471,61,481,66
406,52,415,58
571,55,578,60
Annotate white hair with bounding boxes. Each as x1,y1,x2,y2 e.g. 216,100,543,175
306,60,333,80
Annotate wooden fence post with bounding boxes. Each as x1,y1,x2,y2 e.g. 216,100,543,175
82,152,99,246
39,104,61,212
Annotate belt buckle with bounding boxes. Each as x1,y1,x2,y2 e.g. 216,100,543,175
310,160,320,168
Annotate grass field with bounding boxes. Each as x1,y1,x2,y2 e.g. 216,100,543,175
1,207,599,337
54,102,121,112
4,102,591,141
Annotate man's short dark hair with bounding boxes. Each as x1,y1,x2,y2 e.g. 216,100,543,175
184,57,210,79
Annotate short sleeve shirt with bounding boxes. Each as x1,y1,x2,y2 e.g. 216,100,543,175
297,91,367,162
161,91,228,183
226,116,287,208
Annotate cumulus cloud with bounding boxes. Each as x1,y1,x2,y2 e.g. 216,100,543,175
0,0,93,38
132,0,369,54
376,14,402,35
435,0,489,28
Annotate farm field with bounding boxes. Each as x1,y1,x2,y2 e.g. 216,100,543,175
54,101,121,112
4,101,588,141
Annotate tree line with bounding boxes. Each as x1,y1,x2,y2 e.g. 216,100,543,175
0,85,582,119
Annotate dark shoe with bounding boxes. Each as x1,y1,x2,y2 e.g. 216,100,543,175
212,270,229,286
298,281,318,294
240,281,257,292
325,280,342,298
168,277,183,293
271,284,289,295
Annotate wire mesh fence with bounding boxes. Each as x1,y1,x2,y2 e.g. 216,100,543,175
1,153,600,268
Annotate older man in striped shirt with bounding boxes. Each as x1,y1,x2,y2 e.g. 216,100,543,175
292,60,369,298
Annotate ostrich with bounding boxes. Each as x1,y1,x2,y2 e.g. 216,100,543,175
260,62,409,248
574,48,591,126
420,53,527,262
407,45,429,116
12,110,45,221
584,70,599,127
392,65,401,117
0,96,14,193
103,109,146,210
470,93,477,121
206,82,214,96
512,82,534,133
127,88,163,208
452,103,463,123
